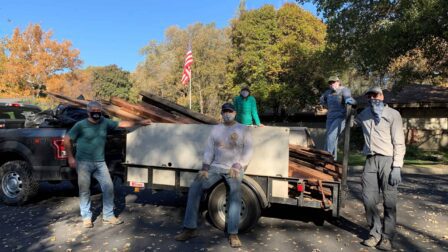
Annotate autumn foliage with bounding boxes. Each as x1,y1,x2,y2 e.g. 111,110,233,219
0,24,82,97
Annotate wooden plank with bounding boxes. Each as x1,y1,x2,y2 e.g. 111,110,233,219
138,102,200,124
101,104,143,121
140,91,219,124
110,97,179,123
288,162,334,181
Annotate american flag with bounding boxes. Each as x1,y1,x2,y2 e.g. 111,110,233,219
181,49,193,85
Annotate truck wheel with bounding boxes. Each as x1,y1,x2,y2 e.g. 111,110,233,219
207,182,261,233
0,161,38,205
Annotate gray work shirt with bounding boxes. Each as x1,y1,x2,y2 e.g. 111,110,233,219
355,105,406,167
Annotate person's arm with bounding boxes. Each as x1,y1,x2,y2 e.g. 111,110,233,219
64,124,79,169
342,87,357,105
319,90,328,107
391,111,406,168
118,119,152,128
250,97,261,126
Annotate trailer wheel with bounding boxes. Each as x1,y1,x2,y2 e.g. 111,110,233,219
0,161,38,205
207,182,261,233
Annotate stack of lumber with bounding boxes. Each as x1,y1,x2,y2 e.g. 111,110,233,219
289,144,342,182
47,91,341,183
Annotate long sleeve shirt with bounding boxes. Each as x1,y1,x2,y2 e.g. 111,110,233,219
320,87,353,120
203,123,254,170
355,105,406,167
233,95,261,126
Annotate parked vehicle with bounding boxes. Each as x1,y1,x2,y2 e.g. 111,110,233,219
0,105,126,205
0,102,41,128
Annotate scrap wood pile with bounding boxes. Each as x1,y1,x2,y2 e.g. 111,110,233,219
47,91,342,185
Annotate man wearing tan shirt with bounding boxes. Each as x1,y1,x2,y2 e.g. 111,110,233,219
356,87,406,251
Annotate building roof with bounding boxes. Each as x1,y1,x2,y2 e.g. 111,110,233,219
356,84,448,108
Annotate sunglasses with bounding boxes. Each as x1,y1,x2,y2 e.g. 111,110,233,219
366,93,381,99
222,109,234,113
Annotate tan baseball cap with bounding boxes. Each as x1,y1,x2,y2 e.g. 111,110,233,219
328,76,340,82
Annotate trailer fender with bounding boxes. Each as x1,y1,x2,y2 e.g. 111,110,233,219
242,175,269,208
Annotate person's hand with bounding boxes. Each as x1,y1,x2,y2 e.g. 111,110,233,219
256,124,265,128
389,167,402,186
229,168,239,179
140,119,152,126
345,97,356,105
68,157,77,169
198,170,208,180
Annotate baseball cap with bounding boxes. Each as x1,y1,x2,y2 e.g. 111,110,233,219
364,86,383,95
221,103,236,112
328,76,340,82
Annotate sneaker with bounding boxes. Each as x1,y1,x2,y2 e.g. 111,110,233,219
362,236,380,247
376,238,393,251
175,229,198,241
83,219,93,228
103,216,124,225
228,234,242,248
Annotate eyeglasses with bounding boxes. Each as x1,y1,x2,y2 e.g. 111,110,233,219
222,109,234,113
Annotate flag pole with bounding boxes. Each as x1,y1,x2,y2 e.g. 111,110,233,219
189,73,192,109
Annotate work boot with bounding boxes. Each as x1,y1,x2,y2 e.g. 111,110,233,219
103,216,124,225
362,236,380,247
228,234,242,248
83,219,93,228
376,238,393,251
175,229,198,241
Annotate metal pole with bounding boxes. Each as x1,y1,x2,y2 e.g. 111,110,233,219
341,104,353,207
189,75,192,109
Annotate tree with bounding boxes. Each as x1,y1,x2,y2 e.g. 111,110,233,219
229,3,327,113
133,23,232,117
90,65,133,101
0,24,82,96
297,0,448,85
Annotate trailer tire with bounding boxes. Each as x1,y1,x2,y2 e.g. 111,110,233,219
207,182,261,233
0,161,38,205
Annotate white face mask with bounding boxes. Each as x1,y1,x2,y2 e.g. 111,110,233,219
222,113,236,123
241,91,249,97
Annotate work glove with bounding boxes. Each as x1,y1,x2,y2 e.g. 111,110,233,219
198,170,208,180
345,97,356,105
389,167,402,186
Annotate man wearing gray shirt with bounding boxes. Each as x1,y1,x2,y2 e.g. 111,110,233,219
175,103,253,248
356,87,406,251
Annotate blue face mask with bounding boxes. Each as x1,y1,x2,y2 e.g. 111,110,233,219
369,99,384,124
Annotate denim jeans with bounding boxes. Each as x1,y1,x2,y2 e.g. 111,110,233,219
76,161,115,220
324,117,346,160
183,168,243,234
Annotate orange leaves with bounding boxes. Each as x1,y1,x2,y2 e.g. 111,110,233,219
0,23,82,96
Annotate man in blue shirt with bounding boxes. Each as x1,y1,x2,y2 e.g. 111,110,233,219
64,101,151,228
319,76,356,160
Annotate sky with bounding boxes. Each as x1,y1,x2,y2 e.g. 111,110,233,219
0,0,318,72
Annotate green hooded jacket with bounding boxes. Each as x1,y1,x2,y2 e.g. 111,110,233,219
233,95,261,126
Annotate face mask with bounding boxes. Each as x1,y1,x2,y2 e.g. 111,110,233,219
241,91,249,98
369,99,384,124
222,113,235,123
89,112,102,121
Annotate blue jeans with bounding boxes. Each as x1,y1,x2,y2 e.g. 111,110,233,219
324,117,346,160
76,161,115,220
183,168,243,234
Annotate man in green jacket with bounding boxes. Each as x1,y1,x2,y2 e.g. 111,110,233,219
233,86,263,127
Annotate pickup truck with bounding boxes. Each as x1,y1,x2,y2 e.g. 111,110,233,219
0,104,126,205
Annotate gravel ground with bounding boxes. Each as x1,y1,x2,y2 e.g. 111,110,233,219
0,171,447,252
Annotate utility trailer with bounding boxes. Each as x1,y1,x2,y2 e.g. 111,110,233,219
124,123,343,232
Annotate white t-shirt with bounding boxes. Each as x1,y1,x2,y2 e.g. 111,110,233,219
203,122,254,170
